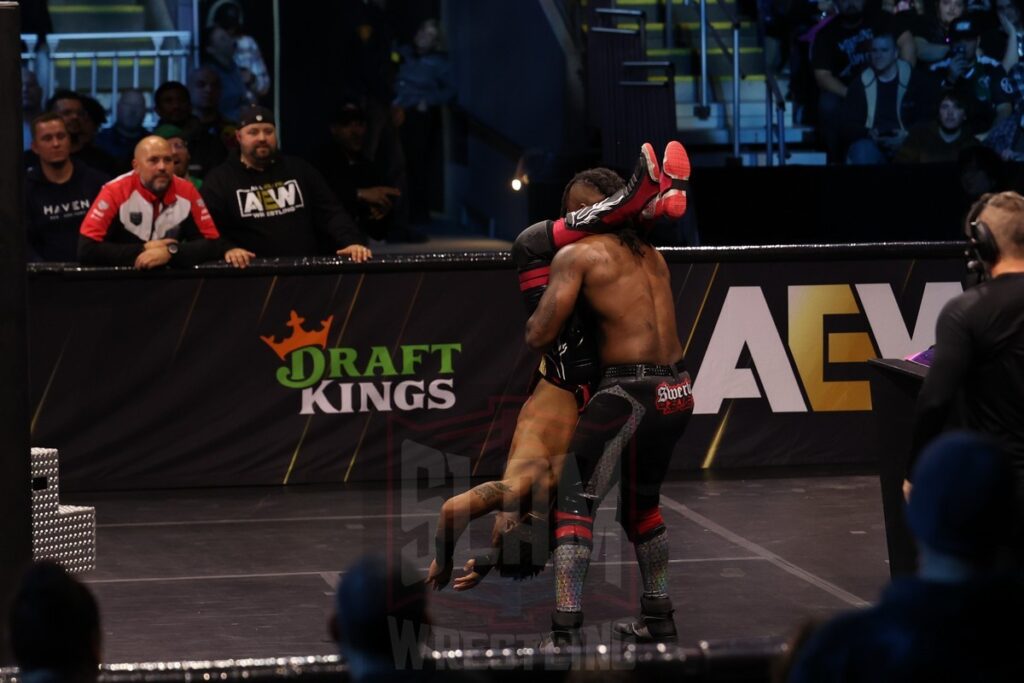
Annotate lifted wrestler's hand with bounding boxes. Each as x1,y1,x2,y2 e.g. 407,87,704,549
452,558,484,592
425,558,452,591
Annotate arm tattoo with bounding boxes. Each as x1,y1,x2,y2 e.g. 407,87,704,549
470,481,512,506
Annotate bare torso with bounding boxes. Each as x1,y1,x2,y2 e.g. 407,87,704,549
573,233,683,366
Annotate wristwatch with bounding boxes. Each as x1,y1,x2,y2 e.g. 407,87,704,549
167,243,180,257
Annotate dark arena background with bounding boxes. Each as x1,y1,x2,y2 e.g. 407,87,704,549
2,0,1016,681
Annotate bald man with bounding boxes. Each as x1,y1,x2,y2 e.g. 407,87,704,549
79,136,253,268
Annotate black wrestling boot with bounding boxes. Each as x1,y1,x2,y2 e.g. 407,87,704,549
613,595,678,643
538,610,584,652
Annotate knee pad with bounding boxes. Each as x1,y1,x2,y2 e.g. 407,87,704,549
623,507,666,544
512,220,556,271
554,509,594,548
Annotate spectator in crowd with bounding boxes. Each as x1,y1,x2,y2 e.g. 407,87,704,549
47,90,119,176
923,16,1014,134
9,561,102,683
811,0,908,160
24,113,110,262
788,432,1024,682
339,2,405,179
393,18,455,226
22,65,42,152
959,145,1010,202
203,25,248,121
841,32,923,163
186,68,236,177
154,80,195,132
153,123,203,189
95,89,149,169
330,554,431,682
897,89,981,161
983,0,1024,69
201,105,371,261
318,100,426,243
210,0,270,103
79,136,251,269
912,0,966,67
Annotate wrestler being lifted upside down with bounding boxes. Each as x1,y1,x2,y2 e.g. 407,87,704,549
425,141,691,600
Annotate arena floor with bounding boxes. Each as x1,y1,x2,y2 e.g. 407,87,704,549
66,470,892,664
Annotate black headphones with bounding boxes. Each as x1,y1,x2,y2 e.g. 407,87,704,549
965,194,1000,278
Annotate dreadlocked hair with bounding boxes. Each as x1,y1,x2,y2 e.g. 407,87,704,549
559,167,626,216
617,225,649,257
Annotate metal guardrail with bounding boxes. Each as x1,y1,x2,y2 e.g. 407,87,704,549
20,31,192,120
594,7,647,53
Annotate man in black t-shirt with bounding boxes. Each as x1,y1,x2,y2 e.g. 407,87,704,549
812,0,890,160
909,191,1024,502
24,113,109,262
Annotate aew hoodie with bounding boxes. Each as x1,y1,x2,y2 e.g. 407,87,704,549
201,153,366,257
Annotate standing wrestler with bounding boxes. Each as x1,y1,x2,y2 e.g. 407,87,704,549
525,154,694,646
425,168,625,591
425,143,691,590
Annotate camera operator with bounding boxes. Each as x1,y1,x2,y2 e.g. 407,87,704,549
907,192,1024,542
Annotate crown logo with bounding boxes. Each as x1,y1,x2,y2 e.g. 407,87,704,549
261,310,334,361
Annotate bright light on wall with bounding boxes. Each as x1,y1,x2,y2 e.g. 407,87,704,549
511,178,523,191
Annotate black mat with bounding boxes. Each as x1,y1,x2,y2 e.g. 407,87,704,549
66,474,889,663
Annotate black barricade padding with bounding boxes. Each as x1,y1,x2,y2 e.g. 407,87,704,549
25,244,967,491
0,639,786,683
0,1,35,667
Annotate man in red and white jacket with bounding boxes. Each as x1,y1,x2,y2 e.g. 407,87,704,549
79,136,253,269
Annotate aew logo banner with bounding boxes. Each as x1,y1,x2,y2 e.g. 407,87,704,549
237,180,304,218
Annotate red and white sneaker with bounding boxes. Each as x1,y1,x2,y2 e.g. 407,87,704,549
657,140,691,219
564,142,661,232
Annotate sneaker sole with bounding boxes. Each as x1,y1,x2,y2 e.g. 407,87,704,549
659,141,691,220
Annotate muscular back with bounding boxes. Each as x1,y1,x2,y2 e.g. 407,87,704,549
573,233,683,366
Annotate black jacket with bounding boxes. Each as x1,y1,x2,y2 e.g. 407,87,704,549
201,153,366,257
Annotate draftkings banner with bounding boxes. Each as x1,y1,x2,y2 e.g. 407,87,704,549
26,249,965,490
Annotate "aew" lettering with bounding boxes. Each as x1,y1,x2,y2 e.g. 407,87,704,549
237,180,304,217
691,282,963,414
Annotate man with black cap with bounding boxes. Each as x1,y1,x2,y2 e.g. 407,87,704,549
789,432,1024,682
201,105,372,261
925,16,1014,134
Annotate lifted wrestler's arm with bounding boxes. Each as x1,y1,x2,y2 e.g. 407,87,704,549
525,244,587,351
425,480,519,590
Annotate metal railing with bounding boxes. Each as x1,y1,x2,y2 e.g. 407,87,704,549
688,0,788,163
21,31,192,112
